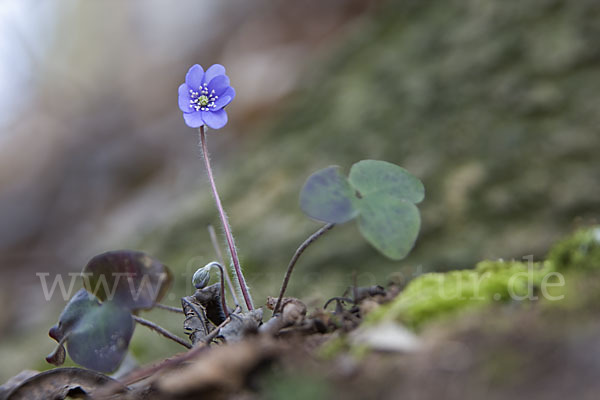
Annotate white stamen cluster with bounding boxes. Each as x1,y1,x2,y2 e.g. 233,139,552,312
189,82,219,112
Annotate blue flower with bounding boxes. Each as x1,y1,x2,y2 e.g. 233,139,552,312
178,64,236,129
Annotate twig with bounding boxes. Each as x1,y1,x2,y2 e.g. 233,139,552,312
273,223,335,315
324,297,354,310
203,315,232,343
118,350,204,387
208,224,240,308
133,315,191,349
117,316,233,388
199,126,254,311
155,303,184,314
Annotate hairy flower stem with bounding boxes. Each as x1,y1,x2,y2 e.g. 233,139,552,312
199,126,254,311
273,223,335,315
133,315,191,349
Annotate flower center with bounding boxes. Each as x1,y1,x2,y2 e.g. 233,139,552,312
198,95,209,106
189,83,219,112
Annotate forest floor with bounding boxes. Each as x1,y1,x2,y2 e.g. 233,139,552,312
2,226,600,400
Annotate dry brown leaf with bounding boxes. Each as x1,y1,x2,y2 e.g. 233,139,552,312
261,297,307,335
4,368,127,400
156,338,278,396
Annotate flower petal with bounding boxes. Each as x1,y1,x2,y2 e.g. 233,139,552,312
183,111,205,128
185,65,204,90
202,109,228,129
178,83,193,112
220,86,236,101
212,95,232,111
211,87,235,110
203,64,226,85
207,75,231,96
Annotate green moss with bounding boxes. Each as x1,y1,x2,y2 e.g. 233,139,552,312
367,260,553,330
547,226,600,272
364,228,600,330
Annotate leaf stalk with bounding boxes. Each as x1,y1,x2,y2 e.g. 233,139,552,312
273,223,335,314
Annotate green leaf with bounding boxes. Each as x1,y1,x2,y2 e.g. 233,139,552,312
299,160,425,260
349,160,424,203
299,166,359,223
82,250,172,311
355,194,421,260
47,289,134,373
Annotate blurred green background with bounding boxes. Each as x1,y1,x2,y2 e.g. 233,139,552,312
0,0,598,383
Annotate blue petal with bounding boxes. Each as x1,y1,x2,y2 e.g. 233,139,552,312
183,111,205,128
221,86,236,101
213,95,232,111
185,65,204,90
202,109,228,129
178,83,193,112
203,64,226,85
207,75,231,96
212,87,235,110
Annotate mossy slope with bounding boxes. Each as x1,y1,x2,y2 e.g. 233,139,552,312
368,227,600,329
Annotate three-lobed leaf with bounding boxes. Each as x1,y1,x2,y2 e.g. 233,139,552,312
47,289,134,373
82,250,172,311
299,160,424,260
47,251,173,373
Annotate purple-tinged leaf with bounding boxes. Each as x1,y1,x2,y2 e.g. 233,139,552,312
47,289,135,373
45,341,66,366
82,250,172,311
66,301,134,373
